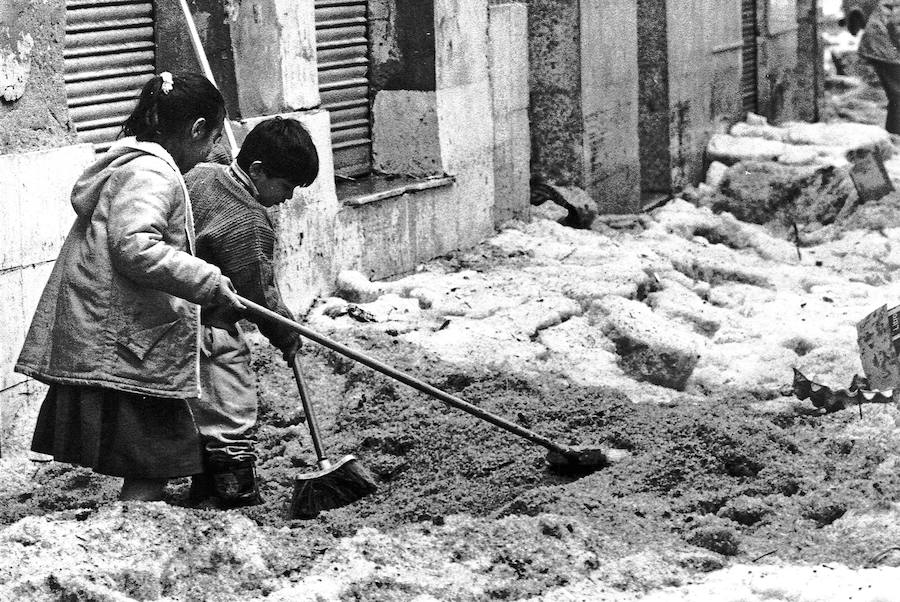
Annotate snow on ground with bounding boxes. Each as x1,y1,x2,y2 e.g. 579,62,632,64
316,200,900,406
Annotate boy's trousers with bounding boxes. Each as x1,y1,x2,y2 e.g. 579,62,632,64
189,324,258,464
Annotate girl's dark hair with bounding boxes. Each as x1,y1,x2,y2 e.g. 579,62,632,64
123,72,226,141
236,117,320,187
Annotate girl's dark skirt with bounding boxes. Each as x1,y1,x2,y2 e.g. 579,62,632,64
31,384,204,479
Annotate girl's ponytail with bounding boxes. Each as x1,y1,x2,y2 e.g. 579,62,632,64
122,74,166,139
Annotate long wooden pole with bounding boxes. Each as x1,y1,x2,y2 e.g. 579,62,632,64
238,295,580,458
177,0,239,156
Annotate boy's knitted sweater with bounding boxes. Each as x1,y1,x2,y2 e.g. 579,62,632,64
185,163,297,352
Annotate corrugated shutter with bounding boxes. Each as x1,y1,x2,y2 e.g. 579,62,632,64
741,0,758,115
64,0,156,152
315,0,372,177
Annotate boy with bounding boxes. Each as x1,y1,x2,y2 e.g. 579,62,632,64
185,117,319,508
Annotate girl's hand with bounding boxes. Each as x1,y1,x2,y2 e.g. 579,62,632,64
215,277,246,312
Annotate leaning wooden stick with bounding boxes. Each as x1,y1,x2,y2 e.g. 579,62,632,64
177,0,239,156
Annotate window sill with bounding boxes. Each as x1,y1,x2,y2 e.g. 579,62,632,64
338,173,455,207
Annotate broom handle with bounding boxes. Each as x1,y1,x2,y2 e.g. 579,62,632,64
238,296,575,457
178,0,239,156
291,361,331,468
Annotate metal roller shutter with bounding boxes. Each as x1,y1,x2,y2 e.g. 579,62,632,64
741,0,758,115
64,0,156,152
315,0,372,177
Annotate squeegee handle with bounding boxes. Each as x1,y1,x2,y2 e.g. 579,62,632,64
238,296,572,457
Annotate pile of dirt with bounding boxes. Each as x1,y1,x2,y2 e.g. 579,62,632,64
240,332,900,567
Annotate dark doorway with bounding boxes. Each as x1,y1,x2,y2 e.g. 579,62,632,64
637,0,672,206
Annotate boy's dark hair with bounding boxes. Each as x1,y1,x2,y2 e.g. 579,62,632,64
236,117,319,187
123,72,225,141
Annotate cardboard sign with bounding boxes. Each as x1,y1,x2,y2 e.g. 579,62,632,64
857,303,900,390
849,151,894,203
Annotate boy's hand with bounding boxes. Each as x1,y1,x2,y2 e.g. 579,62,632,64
281,334,303,366
215,276,246,312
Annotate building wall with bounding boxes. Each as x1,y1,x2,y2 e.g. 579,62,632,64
637,0,672,195
667,0,744,189
526,0,640,213
490,2,531,224
527,0,821,205
759,0,821,123
0,0,73,151
581,0,640,213
793,0,822,122
0,146,96,453
527,0,583,188
0,0,87,453
758,0,802,122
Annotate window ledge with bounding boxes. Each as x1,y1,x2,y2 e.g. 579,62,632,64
339,173,455,207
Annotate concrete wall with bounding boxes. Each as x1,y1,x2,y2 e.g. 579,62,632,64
527,0,820,202
0,0,74,152
258,0,499,296
667,0,744,189
582,0,640,213
155,0,319,119
758,0,802,122
527,0,640,213
363,0,496,264
527,0,583,188
793,0,822,122
0,145,95,453
0,0,85,453
637,0,672,195
155,0,240,118
489,2,531,224
757,0,821,123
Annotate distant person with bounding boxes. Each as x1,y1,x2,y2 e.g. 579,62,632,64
856,0,900,133
183,117,319,508
15,72,245,502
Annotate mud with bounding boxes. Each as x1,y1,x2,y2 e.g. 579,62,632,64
6,321,900,600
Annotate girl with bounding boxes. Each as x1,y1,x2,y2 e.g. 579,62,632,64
15,72,244,502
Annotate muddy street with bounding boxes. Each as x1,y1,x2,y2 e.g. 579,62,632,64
5,175,900,599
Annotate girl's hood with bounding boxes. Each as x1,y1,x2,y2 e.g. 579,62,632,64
70,138,181,219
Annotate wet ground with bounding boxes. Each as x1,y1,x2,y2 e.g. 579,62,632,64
6,198,900,599
5,325,900,600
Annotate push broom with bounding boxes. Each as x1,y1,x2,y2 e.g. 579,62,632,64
239,297,620,473
287,359,378,519
177,0,377,518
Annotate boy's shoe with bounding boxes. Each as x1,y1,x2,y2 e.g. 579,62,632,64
209,459,264,509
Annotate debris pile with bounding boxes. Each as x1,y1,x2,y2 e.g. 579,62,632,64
694,114,898,239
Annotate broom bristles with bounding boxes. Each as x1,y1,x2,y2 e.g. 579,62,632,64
289,455,378,519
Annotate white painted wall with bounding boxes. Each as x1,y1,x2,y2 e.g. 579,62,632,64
0,144,95,452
